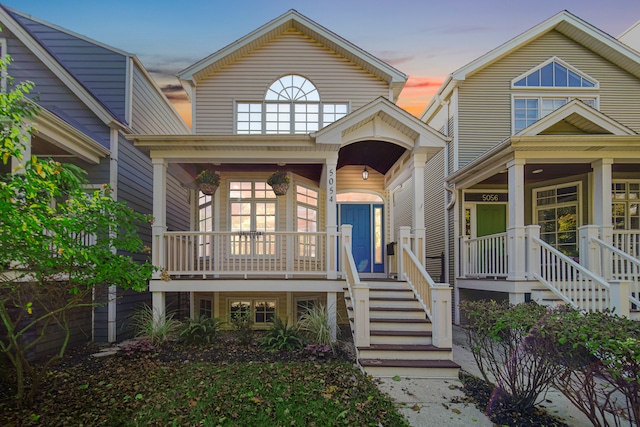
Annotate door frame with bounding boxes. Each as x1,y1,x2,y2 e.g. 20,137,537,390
338,201,386,278
463,190,508,238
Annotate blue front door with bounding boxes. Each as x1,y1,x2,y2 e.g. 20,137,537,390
340,204,384,274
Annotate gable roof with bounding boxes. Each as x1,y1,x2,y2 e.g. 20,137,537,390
422,10,640,121
519,99,636,136
178,9,407,100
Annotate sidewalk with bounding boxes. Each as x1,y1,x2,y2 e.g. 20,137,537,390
376,326,592,426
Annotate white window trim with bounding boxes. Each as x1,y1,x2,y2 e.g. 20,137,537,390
511,94,599,134
612,179,640,230
227,298,277,328
511,56,599,89
532,181,582,251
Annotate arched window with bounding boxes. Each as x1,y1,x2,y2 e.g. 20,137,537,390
236,74,348,134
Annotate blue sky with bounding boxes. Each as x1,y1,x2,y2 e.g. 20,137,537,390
4,0,640,119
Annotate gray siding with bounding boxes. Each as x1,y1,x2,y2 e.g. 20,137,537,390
8,10,128,122
424,150,446,281
458,30,640,168
131,63,188,134
194,30,389,133
392,176,413,234
3,28,111,148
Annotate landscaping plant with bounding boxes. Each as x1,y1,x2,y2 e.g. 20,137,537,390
129,304,182,346
178,314,224,345
231,311,254,346
0,60,154,403
261,316,304,352
298,303,337,352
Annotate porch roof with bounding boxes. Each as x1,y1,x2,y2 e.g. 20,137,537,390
446,101,640,189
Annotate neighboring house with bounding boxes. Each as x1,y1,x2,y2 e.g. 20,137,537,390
620,19,640,51
129,10,459,378
0,5,191,353
421,11,640,323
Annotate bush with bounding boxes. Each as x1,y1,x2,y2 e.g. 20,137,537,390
461,300,560,412
178,315,224,345
231,312,254,346
298,303,337,352
129,304,182,345
261,317,304,352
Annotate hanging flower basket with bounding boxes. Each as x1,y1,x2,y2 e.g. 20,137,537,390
196,169,220,196
267,171,290,196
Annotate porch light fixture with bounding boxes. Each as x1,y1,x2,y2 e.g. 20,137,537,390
532,168,544,174
362,165,369,180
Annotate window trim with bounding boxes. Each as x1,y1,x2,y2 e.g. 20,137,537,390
532,181,582,257
511,94,599,134
511,56,599,90
612,180,640,230
228,298,277,327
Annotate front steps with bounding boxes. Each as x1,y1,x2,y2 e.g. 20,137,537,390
345,280,459,379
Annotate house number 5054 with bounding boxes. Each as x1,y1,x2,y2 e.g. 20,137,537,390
482,194,499,202
329,168,335,202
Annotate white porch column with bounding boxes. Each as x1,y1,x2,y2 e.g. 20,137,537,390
609,281,631,318
324,157,338,279
152,291,166,329
431,285,453,348
507,159,526,281
412,153,427,266
592,159,613,245
398,226,411,281
327,292,337,342
579,225,601,274
152,158,168,280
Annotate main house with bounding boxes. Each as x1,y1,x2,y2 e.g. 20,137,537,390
421,11,640,323
128,10,459,377
0,5,190,352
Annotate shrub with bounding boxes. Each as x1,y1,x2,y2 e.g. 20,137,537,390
261,317,304,352
298,303,337,352
231,312,254,346
461,300,560,412
178,315,224,345
129,304,182,345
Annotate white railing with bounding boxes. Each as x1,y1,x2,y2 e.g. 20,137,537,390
163,231,330,277
593,237,640,308
341,225,370,348
532,236,611,312
398,226,452,348
460,232,508,278
612,230,640,259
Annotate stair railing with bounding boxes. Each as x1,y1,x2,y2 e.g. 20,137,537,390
340,224,370,348
397,226,452,348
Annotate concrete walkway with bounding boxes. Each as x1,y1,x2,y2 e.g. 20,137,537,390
376,326,593,426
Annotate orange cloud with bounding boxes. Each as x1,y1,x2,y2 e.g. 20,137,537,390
397,76,445,117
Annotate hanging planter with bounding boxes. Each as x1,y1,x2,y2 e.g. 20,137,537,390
195,169,220,196
267,170,290,196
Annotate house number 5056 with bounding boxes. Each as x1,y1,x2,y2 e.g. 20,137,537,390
482,194,499,202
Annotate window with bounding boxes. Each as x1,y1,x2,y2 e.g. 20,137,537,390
236,75,348,134
198,192,213,257
535,183,580,257
296,185,318,257
229,181,276,255
513,97,596,133
229,299,276,325
511,58,598,134
295,297,318,320
199,298,213,319
612,181,639,230
513,59,596,88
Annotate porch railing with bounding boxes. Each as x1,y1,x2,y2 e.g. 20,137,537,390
592,237,640,308
531,235,611,313
397,226,452,348
341,225,370,348
460,232,508,278
612,230,640,258
163,231,331,277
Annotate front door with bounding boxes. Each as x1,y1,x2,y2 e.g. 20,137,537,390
339,204,384,275
476,204,507,237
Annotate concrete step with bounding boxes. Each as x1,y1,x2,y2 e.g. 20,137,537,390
357,344,453,361
358,358,460,379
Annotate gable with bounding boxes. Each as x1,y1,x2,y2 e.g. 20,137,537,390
193,30,389,134
512,57,597,88
7,9,128,123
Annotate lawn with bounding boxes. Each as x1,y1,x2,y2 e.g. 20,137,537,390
0,334,409,426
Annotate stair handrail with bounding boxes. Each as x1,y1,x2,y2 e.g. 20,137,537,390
591,236,640,307
340,224,370,348
532,236,611,312
398,236,453,348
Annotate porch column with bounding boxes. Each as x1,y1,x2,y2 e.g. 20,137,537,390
398,226,411,281
592,159,613,245
507,159,526,281
152,158,168,280
412,153,427,266
327,292,337,342
152,291,166,329
324,157,338,279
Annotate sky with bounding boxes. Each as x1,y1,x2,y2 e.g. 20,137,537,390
4,0,640,125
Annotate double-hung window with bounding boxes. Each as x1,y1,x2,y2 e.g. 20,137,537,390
512,57,598,134
229,181,276,255
296,185,318,258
